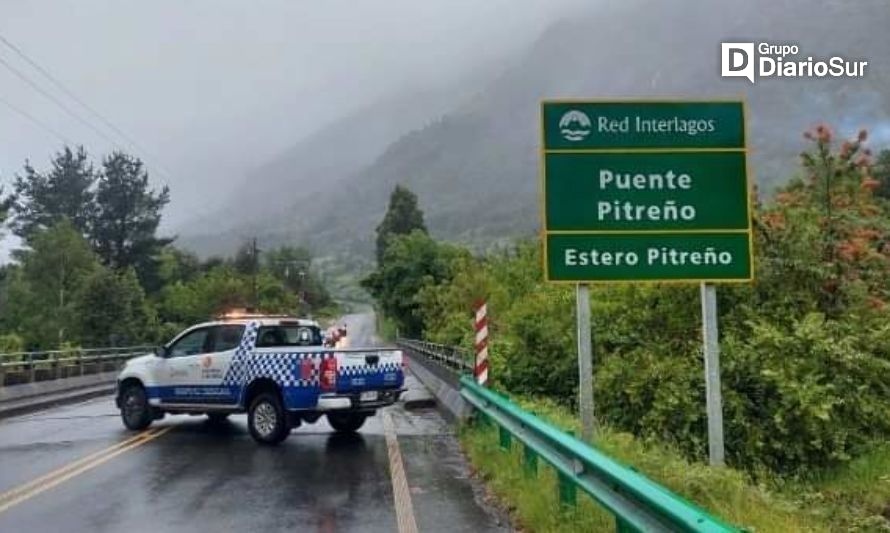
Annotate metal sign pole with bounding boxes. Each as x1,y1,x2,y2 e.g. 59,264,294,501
576,283,595,441
700,282,725,466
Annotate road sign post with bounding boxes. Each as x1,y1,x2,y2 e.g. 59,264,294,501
700,282,725,465
541,99,751,464
576,283,595,441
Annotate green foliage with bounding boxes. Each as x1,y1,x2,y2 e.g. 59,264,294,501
0,186,13,236
874,148,890,200
367,126,890,479
461,396,835,532
0,333,24,353
720,315,890,472
796,442,890,529
156,246,202,286
231,241,258,276
10,146,96,240
374,185,427,263
3,220,101,348
91,151,172,286
362,231,462,337
159,266,296,325
1,145,338,351
74,268,157,346
263,245,333,311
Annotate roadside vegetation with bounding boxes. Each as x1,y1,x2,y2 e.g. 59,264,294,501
0,146,336,352
365,127,890,529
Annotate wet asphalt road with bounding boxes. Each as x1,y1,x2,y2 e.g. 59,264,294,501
0,313,509,533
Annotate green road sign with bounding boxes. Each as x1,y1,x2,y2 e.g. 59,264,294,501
541,100,752,283
547,233,752,282
543,101,745,150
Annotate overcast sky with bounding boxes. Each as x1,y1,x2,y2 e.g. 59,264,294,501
0,0,585,231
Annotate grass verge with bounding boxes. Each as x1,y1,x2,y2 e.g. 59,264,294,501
459,395,838,532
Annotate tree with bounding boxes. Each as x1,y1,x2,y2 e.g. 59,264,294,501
3,220,101,348
0,186,13,235
374,185,426,263
232,240,259,276
264,245,311,291
91,151,172,284
362,231,461,336
10,146,96,240
874,148,890,200
159,266,295,325
262,245,334,311
74,268,156,346
156,246,202,286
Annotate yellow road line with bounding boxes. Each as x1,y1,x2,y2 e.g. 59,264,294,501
0,429,155,504
382,410,419,533
0,426,173,514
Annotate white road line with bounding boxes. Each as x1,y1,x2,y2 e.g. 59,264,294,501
382,410,419,533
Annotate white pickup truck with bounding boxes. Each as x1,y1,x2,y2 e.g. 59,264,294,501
115,315,404,444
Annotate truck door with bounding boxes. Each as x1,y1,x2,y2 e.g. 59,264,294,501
162,326,212,403
197,324,245,404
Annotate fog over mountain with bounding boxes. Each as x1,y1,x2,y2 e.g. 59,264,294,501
2,1,886,272
178,0,889,266
0,0,585,233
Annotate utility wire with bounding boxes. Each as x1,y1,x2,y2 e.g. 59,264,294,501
0,34,173,179
0,52,125,150
0,93,72,145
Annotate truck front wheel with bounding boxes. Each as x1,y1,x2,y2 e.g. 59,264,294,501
248,392,289,445
327,412,368,433
120,383,152,431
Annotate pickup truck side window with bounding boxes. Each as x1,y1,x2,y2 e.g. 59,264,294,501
255,325,323,347
210,325,245,352
168,328,211,358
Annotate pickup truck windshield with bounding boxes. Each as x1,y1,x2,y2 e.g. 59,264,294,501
255,324,323,347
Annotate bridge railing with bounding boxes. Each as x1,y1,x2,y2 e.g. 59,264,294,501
401,339,738,532
396,338,474,374
0,346,153,387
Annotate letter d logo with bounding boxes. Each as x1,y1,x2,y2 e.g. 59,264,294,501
721,42,755,83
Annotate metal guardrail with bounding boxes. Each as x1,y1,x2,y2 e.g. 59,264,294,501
400,339,737,532
0,346,153,387
396,338,474,374
460,376,738,533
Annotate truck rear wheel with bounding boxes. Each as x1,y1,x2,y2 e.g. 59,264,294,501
248,392,288,445
120,383,152,431
327,412,367,433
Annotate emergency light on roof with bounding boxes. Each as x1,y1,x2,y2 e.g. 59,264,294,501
215,310,298,320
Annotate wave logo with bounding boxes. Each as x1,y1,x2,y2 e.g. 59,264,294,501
559,110,591,141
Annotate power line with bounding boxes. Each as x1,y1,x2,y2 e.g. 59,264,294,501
0,52,125,150
0,34,173,179
0,93,72,145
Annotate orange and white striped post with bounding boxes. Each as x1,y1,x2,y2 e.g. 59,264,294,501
474,300,489,386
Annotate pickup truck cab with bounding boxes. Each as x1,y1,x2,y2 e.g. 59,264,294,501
115,315,404,444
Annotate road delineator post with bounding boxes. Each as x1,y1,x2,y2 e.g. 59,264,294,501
474,300,489,386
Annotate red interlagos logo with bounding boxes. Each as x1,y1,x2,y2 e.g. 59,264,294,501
721,42,868,83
